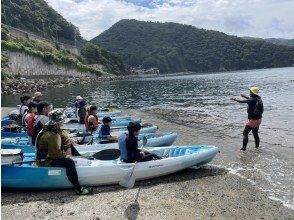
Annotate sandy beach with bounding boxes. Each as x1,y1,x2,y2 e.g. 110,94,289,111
1,108,294,219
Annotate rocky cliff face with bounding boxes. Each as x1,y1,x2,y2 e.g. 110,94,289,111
2,51,94,78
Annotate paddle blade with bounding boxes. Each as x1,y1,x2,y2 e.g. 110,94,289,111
119,173,135,188
142,136,147,147
92,149,121,160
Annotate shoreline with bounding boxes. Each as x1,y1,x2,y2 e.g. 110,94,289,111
1,74,137,95
1,107,294,219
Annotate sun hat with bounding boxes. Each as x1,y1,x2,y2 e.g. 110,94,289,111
249,87,260,95
46,109,66,126
34,92,43,97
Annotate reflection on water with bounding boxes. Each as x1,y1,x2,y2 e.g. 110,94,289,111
2,67,294,209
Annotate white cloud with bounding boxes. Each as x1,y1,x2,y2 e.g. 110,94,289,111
46,0,294,40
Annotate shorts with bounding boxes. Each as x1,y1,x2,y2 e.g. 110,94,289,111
246,119,261,128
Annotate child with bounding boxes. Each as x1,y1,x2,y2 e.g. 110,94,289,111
119,122,161,163
19,95,31,116
84,105,99,133
24,102,38,145
98,117,118,142
22,101,38,126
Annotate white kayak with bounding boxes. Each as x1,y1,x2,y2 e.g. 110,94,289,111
1,145,219,189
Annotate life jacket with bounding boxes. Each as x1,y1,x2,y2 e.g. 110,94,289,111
84,113,99,132
27,113,36,137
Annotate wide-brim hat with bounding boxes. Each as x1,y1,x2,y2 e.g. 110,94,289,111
249,87,260,95
34,92,43,97
46,109,66,126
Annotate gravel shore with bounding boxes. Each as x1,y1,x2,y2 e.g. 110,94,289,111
1,108,294,219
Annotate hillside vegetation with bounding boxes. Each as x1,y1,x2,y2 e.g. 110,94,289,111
92,19,294,73
1,0,82,45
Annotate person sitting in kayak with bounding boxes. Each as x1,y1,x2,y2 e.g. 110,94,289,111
98,117,118,142
231,87,264,151
119,122,161,163
85,105,99,133
23,102,38,145
77,99,87,124
19,95,31,116
32,92,43,103
32,101,52,146
36,109,92,195
22,101,38,126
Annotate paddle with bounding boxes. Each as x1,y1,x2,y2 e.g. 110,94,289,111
3,149,121,166
119,136,147,188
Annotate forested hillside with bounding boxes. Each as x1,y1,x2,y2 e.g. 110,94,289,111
92,19,294,73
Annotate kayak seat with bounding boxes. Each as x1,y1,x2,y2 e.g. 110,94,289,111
179,148,186,156
173,149,180,157
168,149,175,158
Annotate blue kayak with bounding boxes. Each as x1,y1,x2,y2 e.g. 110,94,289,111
62,117,141,131
1,123,158,139
1,108,123,127
1,132,177,153
65,107,122,118
1,117,15,127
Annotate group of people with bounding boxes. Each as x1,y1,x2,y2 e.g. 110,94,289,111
10,87,263,195
13,94,160,195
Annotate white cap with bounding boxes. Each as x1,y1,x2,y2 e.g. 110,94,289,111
76,96,83,100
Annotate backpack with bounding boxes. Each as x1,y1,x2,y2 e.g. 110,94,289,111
27,113,36,137
254,98,264,117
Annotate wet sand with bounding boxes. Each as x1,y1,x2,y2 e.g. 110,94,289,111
1,108,294,219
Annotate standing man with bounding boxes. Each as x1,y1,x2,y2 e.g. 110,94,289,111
231,87,264,151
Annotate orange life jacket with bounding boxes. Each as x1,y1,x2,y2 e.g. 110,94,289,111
27,113,36,137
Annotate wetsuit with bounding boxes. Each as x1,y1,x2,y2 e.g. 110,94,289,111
125,134,160,163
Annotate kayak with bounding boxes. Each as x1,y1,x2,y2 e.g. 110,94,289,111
1,117,15,127
1,108,123,127
62,117,142,131
1,132,177,153
1,123,158,138
64,107,122,118
1,145,219,189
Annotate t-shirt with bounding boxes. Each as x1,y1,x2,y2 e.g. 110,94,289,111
125,134,140,162
99,125,111,138
19,105,28,115
32,115,49,146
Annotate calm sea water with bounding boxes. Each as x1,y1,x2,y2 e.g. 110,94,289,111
2,67,294,209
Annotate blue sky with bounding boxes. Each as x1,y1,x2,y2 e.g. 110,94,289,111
46,0,294,40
